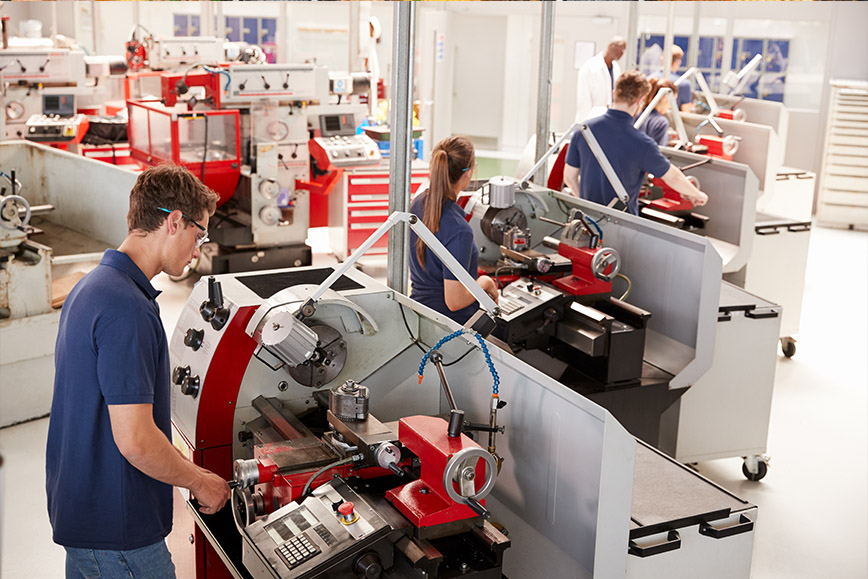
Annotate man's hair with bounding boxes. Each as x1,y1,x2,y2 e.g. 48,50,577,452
614,70,652,106
644,77,679,109
127,164,219,233
670,45,684,65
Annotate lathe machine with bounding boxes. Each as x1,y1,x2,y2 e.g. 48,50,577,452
168,201,757,578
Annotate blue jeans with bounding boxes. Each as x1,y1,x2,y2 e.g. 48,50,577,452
65,540,176,579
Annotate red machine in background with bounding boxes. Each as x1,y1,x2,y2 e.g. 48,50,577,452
126,100,241,205
120,62,384,274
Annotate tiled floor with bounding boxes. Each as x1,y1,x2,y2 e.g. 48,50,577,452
1,225,865,578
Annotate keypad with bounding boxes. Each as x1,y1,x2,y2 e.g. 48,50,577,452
275,532,320,569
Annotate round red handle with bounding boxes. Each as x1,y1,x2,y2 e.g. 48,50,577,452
338,501,355,516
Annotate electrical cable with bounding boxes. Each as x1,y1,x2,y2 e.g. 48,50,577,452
202,65,231,92
584,215,604,240
494,265,520,290
301,455,357,498
399,302,474,365
615,272,632,301
399,302,428,354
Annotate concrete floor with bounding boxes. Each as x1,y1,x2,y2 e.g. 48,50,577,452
1,224,865,578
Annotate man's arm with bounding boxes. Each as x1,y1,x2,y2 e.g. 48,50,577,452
660,164,708,206
564,164,581,198
108,404,230,515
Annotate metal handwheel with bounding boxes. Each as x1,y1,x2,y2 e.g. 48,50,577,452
442,447,498,504
0,195,31,231
592,247,621,282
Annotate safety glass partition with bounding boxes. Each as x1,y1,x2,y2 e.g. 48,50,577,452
127,104,150,157
731,19,828,110
177,115,239,164
636,14,727,88
149,109,173,162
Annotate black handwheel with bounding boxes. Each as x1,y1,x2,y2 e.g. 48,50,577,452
780,337,796,358
742,460,768,481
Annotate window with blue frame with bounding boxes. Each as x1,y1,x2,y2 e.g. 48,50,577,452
731,38,789,102
214,16,278,63
173,14,200,37
175,14,279,62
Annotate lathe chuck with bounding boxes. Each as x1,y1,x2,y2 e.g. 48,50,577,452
288,325,347,388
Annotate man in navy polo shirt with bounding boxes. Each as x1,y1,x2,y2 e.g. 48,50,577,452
564,70,708,215
46,165,230,578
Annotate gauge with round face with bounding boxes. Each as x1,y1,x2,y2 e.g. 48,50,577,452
5,101,25,121
266,121,289,142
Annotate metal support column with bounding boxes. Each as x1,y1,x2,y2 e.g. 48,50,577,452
533,2,555,186
348,2,360,73
626,0,640,73
688,2,701,70
663,2,675,78
386,2,416,294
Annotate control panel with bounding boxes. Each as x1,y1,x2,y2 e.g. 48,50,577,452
25,114,89,144
498,277,564,322
149,37,224,70
314,135,381,167
0,49,86,84
221,64,328,104
241,479,391,578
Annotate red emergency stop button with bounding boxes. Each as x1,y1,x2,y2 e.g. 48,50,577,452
338,501,358,524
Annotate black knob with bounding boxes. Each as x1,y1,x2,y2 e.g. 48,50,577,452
180,374,200,397
353,552,383,579
184,328,204,351
201,277,229,330
238,430,253,443
172,365,190,385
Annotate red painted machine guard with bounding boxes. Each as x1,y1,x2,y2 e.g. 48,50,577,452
547,143,571,191
385,416,485,528
552,243,613,296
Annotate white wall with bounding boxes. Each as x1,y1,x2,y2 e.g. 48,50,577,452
4,1,866,182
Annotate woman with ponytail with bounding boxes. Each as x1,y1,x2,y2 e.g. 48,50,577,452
408,136,498,325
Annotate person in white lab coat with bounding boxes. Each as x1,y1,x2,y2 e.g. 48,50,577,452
575,36,627,123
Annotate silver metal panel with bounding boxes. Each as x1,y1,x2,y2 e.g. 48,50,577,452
391,293,635,578
0,142,137,248
470,186,721,389
0,310,60,427
660,147,758,273
710,94,789,142
679,112,782,193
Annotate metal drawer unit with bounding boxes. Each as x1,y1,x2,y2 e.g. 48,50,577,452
816,80,868,231
328,166,428,261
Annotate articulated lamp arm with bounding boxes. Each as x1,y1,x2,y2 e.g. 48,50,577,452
676,67,719,115
303,211,499,320
579,124,631,209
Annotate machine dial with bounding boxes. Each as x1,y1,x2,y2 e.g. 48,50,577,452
5,100,25,121
184,328,204,351
180,374,200,397
172,365,191,385
265,121,289,142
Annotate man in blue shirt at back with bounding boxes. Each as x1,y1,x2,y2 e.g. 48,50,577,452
46,165,230,578
564,70,708,215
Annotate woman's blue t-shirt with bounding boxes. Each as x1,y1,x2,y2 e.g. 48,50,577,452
409,193,479,325
638,109,671,146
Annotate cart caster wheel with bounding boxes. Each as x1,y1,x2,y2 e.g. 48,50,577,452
742,459,769,481
780,337,796,358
